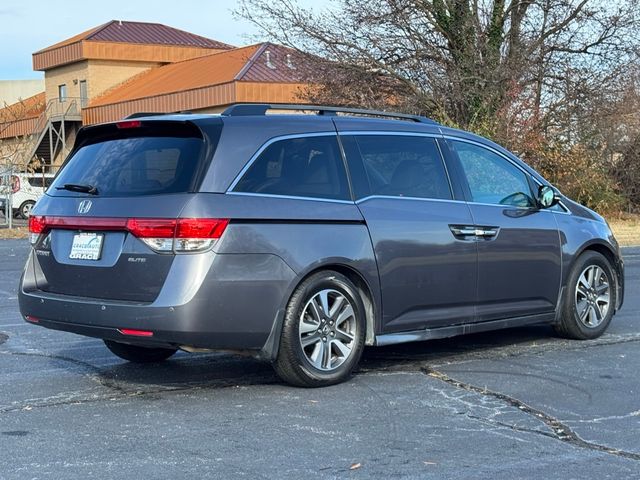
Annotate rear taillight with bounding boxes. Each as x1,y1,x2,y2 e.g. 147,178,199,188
126,219,177,252
28,215,46,234
11,175,19,193
175,218,230,252
128,218,229,252
28,216,229,252
28,215,47,244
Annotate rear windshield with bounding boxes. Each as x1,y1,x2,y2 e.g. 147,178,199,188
49,135,204,197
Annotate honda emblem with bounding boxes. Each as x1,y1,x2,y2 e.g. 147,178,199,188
77,200,92,214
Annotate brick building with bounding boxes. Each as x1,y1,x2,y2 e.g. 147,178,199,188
0,20,308,172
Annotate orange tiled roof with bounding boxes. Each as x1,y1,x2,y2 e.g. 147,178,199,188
90,45,261,106
0,92,46,123
90,43,306,107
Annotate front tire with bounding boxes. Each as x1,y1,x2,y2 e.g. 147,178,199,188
104,340,177,363
274,271,366,387
555,251,616,340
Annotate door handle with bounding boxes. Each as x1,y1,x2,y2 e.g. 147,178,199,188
449,225,476,237
449,225,478,239
475,227,498,237
450,225,500,240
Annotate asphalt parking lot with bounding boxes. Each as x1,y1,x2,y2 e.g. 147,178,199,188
0,240,638,479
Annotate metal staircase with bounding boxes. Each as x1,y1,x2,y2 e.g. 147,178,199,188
21,98,83,172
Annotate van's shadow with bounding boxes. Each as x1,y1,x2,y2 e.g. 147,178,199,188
60,325,560,391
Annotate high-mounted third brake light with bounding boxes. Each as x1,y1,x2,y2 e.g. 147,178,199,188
28,216,229,253
116,120,142,129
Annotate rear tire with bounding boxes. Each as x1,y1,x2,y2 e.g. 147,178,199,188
555,251,616,340
274,270,366,387
104,340,177,363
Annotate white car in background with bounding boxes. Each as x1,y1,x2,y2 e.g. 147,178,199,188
0,173,55,219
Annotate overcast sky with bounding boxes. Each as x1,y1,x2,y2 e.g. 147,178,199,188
0,0,321,80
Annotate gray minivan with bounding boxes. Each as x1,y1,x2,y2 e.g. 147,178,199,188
19,104,625,387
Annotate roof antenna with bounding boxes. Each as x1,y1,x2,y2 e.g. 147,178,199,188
265,50,276,70
286,53,296,70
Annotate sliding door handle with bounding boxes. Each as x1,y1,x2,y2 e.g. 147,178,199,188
476,227,498,237
449,225,477,236
450,225,500,240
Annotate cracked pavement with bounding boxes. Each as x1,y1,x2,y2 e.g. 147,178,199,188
0,240,638,479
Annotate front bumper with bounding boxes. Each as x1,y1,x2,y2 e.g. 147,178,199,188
19,249,296,350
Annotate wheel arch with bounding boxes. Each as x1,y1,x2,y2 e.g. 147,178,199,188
570,240,622,311
258,261,380,362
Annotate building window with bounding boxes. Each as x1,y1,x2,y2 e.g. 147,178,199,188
58,84,67,102
79,80,88,107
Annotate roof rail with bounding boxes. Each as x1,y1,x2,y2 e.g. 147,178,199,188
221,103,439,125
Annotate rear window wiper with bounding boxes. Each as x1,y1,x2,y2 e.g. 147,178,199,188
55,183,99,195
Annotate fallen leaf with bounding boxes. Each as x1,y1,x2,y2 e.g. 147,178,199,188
349,463,362,470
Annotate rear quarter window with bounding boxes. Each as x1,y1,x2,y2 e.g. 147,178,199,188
233,135,350,201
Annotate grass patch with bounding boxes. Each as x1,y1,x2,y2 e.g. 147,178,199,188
607,215,640,247
0,227,28,239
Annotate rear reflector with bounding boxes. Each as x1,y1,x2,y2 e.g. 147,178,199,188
118,328,154,337
25,315,40,323
28,216,229,252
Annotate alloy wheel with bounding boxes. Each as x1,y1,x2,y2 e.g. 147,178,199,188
298,289,356,371
574,265,610,328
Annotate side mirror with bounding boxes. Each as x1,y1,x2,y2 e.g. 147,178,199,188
537,185,560,209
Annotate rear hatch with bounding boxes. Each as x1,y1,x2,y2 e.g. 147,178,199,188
29,118,223,303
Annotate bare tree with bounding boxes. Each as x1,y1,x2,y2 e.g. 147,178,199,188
0,96,46,173
237,0,640,213
237,1,639,129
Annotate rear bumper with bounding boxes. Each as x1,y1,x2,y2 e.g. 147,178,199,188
19,249,296,350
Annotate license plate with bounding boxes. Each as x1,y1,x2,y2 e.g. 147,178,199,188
69,233,103,260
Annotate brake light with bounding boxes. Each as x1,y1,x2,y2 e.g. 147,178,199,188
129,218,229,253
28,215,47,234
28,215,47,244
28,216,228,252
126,219,176,238
174,218,229,252
11,175,19,193
116,120,141,129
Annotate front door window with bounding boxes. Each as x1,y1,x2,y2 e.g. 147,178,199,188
452,141,534,207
